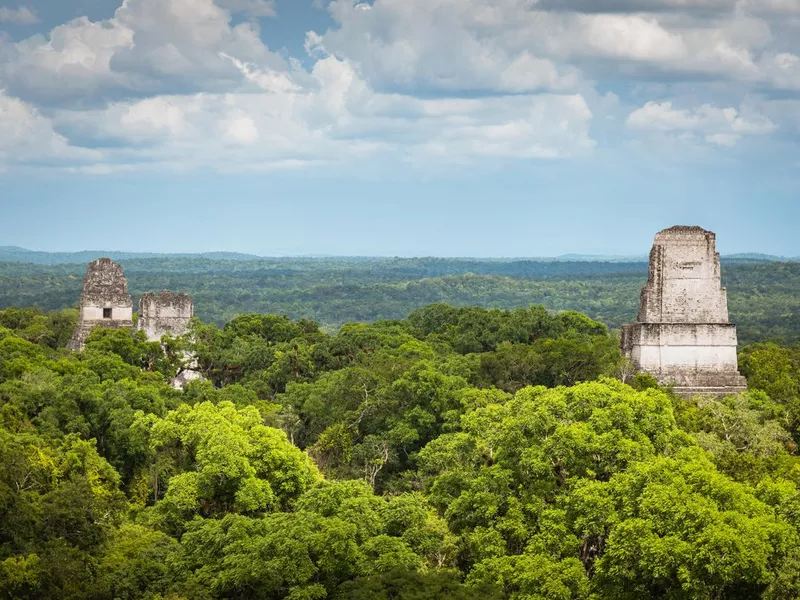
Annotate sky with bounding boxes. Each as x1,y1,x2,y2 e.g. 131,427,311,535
0,0,799,257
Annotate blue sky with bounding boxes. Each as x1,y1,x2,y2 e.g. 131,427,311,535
0,0,799,257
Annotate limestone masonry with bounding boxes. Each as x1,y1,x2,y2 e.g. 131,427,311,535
621,226,748,396
138,291,194,342
67,258,134,351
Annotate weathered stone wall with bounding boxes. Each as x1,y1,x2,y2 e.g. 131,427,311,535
67,258,134,351
621,323,742,387
637,226,729,324
622,226,747,396
138,291,194,342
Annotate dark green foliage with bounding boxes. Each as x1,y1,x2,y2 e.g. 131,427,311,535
336,568,502,600
1,257,799,344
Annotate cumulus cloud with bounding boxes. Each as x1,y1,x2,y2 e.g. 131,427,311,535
316,1,582,94
42,55,594,172
0,0,289,105
627,100,776,145
314,0,800,94
1,17,136,105
0,90,99,166
0,6,38,24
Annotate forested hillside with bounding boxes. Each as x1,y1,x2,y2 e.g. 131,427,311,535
1,258,799,344
2,305,800,599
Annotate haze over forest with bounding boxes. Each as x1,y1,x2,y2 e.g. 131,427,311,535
2,246,799,346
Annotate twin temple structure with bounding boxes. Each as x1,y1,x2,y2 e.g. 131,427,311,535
66,258,194,351
66,226,748,396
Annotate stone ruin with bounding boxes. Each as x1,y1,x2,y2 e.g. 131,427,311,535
67,258,134,351
621,226,748,397
138,291,194,342
136,292,202,389
68,258,202,387
68,259,194,349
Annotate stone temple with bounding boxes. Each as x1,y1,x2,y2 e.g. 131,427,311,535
67,258,134,351
138,291,194,342
621,226,748,396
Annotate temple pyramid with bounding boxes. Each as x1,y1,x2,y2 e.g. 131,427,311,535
621,226,748,396
67,258,134,351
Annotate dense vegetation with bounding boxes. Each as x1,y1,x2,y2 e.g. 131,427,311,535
2,303,800,599
1,257,799,344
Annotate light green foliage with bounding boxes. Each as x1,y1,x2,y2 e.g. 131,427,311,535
593,448,796,599
296,480,386,542
143,401,319,526
740,343,800,443
468,554,589,600
417,379,800,598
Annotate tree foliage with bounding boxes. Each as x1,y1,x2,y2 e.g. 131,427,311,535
0,303,799,599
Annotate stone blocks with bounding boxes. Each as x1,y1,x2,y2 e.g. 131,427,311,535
138,291,194,342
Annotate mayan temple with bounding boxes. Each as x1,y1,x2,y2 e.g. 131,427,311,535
138,291,194,342
621,226,748,396
67,258,134,351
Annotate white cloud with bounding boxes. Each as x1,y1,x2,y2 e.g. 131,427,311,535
317,1,581,94
221,114,260,145
627,100,776,146
1,17,136,103
0,0,289,104
0,0,794,172
314,0,800,94
705,132,740,146
0,90,99,165
566,13,687,61
0,6,38,24
219,52,300,93
40,54,594,172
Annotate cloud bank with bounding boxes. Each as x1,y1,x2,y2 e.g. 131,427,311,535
0,0,797,172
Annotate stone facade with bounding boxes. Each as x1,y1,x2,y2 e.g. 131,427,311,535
621,226,748,396
138,291,194,342
67,258,134,351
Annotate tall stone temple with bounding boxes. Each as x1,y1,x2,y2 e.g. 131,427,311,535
67,258,134,351
621,226,748,397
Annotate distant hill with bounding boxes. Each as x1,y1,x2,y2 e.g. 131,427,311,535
725,253,799,262
0,246,797,266
0,246,264,265
556,254,649,262
557,252,800,264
